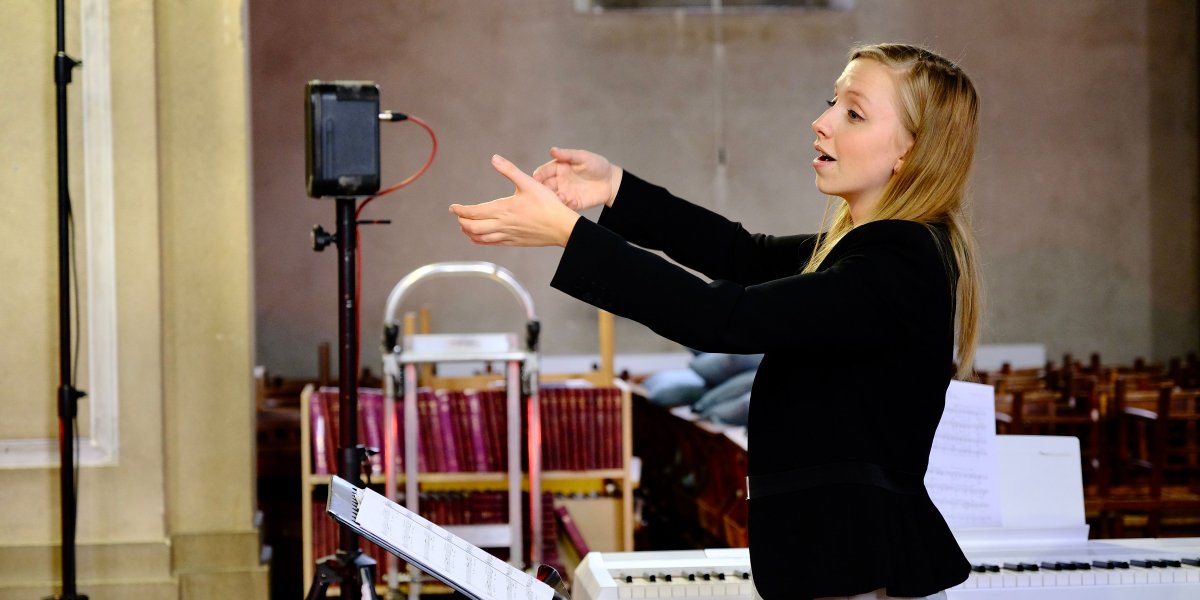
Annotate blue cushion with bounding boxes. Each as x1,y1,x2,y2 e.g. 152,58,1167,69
689,353,764,387
642,368,707,407
692,369,756,413
700,391,750,426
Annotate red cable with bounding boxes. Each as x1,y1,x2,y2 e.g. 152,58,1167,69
353,115,438,381
356,115,438,220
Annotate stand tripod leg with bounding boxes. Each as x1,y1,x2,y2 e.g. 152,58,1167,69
303,558,337,600
304,550,381,600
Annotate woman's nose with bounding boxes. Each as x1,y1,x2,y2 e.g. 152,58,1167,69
812,112,829,138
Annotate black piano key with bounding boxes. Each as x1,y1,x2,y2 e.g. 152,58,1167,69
1039,562,1060,571
741,571,751,580
1165,559,1182,568
1116,561,1130,569
1183,558,1200,567
717,573,726,580
1070,561,1091,570
663,574,672,582
1130,559,1153,568
971,564,987,573
1092,560,1116,569
984,564,999,572
687,573,695,581
648,575,656,583
1002,563,1024,572
702,573,711,581
1149,559,1168,568
1019,562,1039,571
624,575,633,583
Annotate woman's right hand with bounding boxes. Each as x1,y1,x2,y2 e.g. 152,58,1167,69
531,147,624,211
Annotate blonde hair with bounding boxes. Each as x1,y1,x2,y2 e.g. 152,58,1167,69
803,43,981,380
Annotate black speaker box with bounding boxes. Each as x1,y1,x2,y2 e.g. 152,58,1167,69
305,81,380,198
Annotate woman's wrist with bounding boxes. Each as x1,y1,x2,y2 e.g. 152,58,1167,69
558,212,582,247
607,165,624,208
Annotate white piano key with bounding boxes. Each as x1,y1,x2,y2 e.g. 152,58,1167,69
630,581,645,598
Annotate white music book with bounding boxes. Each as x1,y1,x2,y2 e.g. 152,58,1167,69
926,381,1090,547
926,380,1003,529
325,476,556,600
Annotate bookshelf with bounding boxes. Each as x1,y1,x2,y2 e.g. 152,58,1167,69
298,381,635,594
300,262,635,595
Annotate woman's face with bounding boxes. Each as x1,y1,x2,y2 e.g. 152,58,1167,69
811,58,914,222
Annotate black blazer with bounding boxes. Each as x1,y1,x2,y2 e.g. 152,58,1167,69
551,173,970,599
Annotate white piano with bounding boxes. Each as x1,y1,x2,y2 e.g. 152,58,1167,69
573,435,1200,599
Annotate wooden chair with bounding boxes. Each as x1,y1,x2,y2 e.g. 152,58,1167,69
1168,353,1200,390
995,387,1102,487
1086,380,1200,537
1161,387,1200,490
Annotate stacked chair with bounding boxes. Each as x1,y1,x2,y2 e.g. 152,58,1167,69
980,352,1200,538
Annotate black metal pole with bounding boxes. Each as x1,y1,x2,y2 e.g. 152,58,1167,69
52,0,86,599
335,197,363,600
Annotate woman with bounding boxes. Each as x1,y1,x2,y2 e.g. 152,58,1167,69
451,43,980,600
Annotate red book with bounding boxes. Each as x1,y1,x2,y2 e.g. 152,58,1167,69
451,391,474,472
609,387,623,469
599,388,614,469
464,390,491,472
391,396,403,473
485,390,507,471
592,388,606,470
418,389,442,472
319,388,341,475
552,388,568,471
309,391,330,475
360,388,383,476
434,389,461,472
550,388,565,471
539,388,555,471
555,503,591,560
570,388,585,471
583,388,598,470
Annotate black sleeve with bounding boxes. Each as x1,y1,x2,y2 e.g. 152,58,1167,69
598,172,818,285
551,218,935,355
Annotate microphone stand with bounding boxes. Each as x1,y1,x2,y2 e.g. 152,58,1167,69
305,197,379,600
50,0,87,599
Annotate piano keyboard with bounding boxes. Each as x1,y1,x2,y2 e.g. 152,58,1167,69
572,538,1200,600
950,537,1200,598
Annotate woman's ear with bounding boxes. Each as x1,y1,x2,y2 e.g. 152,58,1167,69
893,137,914,174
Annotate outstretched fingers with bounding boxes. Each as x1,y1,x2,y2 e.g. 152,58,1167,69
448,199,501,221
490,154,540,192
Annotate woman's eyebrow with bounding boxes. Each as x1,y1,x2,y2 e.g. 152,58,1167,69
842,89,872,107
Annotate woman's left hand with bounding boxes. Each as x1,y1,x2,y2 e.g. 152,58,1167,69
450,154,581,248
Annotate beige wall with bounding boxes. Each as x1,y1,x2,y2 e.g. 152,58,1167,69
250,0,1198,377
0,0,265,598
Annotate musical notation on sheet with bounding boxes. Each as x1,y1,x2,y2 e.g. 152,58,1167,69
354,486,553,600
925,380,1003,528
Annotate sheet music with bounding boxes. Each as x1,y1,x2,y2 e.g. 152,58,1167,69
352,485,554,600
925,380,1002,528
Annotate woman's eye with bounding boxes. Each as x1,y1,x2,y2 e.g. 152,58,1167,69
847,110,863,121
